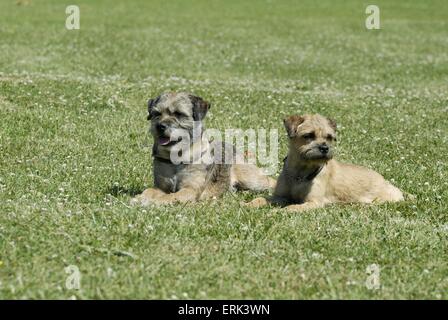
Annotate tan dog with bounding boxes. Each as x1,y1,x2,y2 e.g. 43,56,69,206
131,92,275,206
246,114,404,211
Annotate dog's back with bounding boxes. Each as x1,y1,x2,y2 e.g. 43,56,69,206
326,160,404,203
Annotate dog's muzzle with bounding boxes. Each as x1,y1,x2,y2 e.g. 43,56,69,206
155,124,186,147
304,145,333,160
156,123,168,133
319,144,329,154
155,123,173,146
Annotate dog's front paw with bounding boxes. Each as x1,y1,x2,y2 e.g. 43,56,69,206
242,197,269,208
130,194,153,207
130,196,141,206
130,195,150,207
130,188,164,207
284,204,304,212
284,202,321,212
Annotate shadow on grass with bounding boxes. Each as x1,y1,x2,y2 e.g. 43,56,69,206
107,185,143,197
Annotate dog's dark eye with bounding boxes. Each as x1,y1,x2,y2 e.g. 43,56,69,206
327,134,336,141
151,111,161,118
302,132,315,139
173,111,186,118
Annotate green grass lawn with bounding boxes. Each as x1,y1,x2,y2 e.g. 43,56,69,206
0,0,447,299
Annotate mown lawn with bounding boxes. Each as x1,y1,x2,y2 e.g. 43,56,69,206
0,0,447,299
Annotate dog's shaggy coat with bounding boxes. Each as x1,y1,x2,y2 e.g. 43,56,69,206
131,92,275,206
246,114,404,211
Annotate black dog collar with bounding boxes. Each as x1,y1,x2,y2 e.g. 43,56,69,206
283,157,324,182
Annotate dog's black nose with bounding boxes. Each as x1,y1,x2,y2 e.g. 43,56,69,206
157,123,167,132
319,144,329,154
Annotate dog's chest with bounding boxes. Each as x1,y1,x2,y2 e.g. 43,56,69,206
289,181,312,202
153,160,207,193
153,161,183,193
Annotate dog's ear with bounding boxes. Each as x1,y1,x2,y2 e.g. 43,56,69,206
189,95,211,121
327,117,337,131
283,115,305,138
147,96,160,120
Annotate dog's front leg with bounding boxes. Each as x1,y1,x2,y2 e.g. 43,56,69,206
244,196,289,208
130,188,167,206
244,197,269,208
131,187,199,206
284,201,323,212
155,187,199,204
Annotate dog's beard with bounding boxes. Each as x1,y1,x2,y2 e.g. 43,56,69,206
302,148,333,161
155,129,206,164
158,136,171,146
153,126,190,147
157,135,180,146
